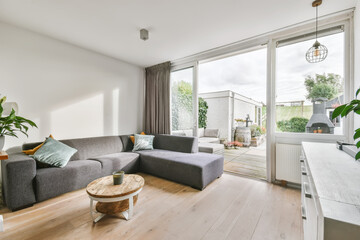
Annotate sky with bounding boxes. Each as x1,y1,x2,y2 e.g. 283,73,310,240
172,32,344,106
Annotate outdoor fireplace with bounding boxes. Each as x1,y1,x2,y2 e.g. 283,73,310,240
306,98,335,134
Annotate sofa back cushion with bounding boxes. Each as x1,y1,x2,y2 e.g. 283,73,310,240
120,135,134,152
204,129,220,138
23,136,124,161
153,134,198,153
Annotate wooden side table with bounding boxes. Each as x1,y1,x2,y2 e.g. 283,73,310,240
86,174,144,223
0,151,7,232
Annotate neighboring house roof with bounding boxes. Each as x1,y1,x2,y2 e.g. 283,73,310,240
325,94,344,109
199,90,262,107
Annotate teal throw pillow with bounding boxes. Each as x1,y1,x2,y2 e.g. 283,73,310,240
132,134,155,152
31,137,77,168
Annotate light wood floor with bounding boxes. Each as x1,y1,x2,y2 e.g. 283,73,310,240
0,173,302,240
224,148,267,179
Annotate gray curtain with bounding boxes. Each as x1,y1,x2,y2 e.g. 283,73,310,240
145,61,171,134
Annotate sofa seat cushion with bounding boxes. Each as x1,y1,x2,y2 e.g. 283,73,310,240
198,143,225,155
138,149,223,190
89,152,140,175
198,137,220,144
35,160,102,202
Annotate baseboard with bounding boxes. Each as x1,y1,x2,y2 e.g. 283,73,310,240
273,179,301,189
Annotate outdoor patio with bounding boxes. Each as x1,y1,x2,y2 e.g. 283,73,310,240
223,141,266,179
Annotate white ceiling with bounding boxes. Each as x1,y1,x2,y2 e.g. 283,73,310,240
0,0,357,67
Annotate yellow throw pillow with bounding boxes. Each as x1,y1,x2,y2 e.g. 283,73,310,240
130,132,145,143
23,134,54,155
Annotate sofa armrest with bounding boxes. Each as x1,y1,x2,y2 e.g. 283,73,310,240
204,129,220,138
1,152,37,211
153,134,198,153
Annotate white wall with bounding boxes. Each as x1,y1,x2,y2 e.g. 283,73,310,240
233,99,256,125
204,97,230,140
354,1,360,130
200,91,262,140
0,22,144,149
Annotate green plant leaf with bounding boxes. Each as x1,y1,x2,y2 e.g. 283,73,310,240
356,141,360,148
350,100,360,105
22,125,29,132
19,130,28,137
16,116,37,127
355,151,360,161
0,96,6,105
332,104,346,119
0,104,37,138
356,88,360,97
4,132,18,138
342,105,355,117
354,131,360,140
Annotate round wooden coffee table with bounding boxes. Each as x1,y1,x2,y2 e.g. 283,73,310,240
86,174,145,223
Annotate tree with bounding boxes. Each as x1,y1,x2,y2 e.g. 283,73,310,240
171,80,208,130
304,73,343,101
198,98,208,128
308,83,338,100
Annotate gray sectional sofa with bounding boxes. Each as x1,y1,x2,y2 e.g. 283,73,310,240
172,128,220,144
1,134,223,211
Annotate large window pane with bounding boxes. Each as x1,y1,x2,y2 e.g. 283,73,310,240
170,68,194,136
199,48,267,141
276,32,344,135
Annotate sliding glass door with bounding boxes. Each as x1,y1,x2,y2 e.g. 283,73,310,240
170,67,195,136
198,48,267,179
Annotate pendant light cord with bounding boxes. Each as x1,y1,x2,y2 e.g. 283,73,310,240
316,5,318,40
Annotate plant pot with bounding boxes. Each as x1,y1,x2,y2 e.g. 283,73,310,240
0,136,4,151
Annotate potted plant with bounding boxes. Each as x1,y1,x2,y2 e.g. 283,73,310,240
235,118,246,127
332,87,360,160
0,96,37,150
224,140,232,149
233,141,243,149
317,127,322,134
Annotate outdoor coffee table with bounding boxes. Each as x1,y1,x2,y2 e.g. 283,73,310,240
86,174,144,223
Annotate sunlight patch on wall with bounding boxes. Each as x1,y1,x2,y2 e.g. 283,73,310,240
112,88,119,135
50,94,104,139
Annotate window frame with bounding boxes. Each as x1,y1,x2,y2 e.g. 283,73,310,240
274,29,346,136
170,64,198,137
271,19,353,142
169,10,354,182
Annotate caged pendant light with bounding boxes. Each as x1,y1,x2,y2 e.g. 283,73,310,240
305,0,328,63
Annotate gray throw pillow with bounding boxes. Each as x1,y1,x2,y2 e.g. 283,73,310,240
132,134,155,152
31,138,77,168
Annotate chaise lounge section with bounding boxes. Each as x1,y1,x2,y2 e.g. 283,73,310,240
1,134,223,211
